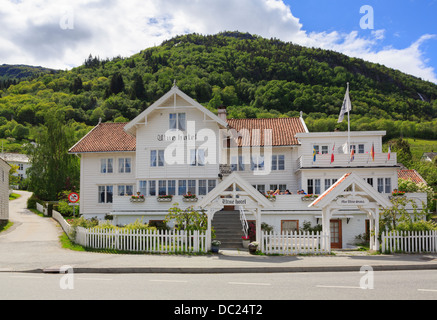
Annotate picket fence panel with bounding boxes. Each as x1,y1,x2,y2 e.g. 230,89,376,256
382,230,437,254
262,231,330,255
83,228,207,254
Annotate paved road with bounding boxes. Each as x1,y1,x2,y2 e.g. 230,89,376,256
1,270,437,300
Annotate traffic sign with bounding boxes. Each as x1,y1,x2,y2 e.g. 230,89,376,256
68,192,80,203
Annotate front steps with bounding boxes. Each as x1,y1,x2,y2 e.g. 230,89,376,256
212,210,245,249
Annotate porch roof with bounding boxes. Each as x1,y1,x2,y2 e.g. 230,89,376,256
308,172,392,209
197,172,273,209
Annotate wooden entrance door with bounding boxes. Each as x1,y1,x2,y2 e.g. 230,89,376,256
330,219,342,249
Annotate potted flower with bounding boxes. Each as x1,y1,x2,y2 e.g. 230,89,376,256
391,190,406,197
242,235,250,248
301,194,318,201
157,194,173,202
183,192,198,202
248,241,259,254
265,194,276,201
211,240,221,253
130,194,145,203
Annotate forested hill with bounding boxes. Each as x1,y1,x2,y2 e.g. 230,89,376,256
1,31,437,145
0,64,58,90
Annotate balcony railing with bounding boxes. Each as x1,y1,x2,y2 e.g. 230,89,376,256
297,152,397,170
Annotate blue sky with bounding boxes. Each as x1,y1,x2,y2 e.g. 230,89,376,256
1,0,436,83
287,0,436,56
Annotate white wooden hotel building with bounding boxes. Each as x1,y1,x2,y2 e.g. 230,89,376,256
69,85,426,251
0,157,11,222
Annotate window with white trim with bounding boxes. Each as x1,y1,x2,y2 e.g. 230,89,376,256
100,158,113,174
119,158,132,173
169,113,186,131
98,186,113,203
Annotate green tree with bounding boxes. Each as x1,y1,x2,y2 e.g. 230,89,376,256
26,110,80,201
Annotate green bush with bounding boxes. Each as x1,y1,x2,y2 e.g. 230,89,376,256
26,194,38,209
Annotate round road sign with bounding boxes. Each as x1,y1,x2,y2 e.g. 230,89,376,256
68,192,80,203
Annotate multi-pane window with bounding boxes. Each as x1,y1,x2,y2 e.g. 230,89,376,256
168,180,176,196
251,155,265,171
188,180,196,195
308,179,321,195
231,156,245,171
151,150,164,167
98,186,113,203
377,178,384,193
272,155,285,171
190,149,205,166
385,178,392,194
119,158,132,173
100,159,113,174
149,181,156,196
158,180,167,196
178,180,187,195
169,113,186,131
199,180,207,196
118,185,134,196
282,220,299,233
208,180,216,193
139,181,147,196
358,144,365,154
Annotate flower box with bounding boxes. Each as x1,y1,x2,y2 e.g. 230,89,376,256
130,195,145,203
183,197,198,202
157,195,173,202
301,195,318,201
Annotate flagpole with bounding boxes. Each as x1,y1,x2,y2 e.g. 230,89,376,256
347,82,351,157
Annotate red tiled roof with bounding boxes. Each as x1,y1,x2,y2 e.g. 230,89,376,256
226,118,305,146
398,169,427,185
69,117,306,153
69,123,136,154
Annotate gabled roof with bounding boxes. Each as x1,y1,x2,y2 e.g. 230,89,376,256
69,122,136,154
227,118,306,147
197,172,273,209
0,157,11,170
124,85,228,136
309,172,392,209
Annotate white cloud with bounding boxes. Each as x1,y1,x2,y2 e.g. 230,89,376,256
0,0,435,83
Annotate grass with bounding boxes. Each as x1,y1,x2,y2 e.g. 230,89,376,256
0,220,13,233
8,193,20,200
404,138,437,160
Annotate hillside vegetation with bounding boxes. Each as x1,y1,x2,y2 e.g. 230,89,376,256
1,31,437,149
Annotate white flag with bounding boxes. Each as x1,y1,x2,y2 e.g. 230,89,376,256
338,84,352,123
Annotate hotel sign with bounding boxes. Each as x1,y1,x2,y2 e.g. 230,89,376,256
221,198,247,206
336,196,369,206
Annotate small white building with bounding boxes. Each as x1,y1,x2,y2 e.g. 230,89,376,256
69,85,426,251
0,158,11,222
0,153,30,180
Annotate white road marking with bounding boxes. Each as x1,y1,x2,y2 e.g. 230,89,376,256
228,282,271,286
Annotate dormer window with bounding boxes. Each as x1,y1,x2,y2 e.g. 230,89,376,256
169,113,186,131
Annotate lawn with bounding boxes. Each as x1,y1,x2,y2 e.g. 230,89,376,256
405,138,437,160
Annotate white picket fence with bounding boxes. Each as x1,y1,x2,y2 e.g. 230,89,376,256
381,230,437,254
75,227,207,254
262,231,330,255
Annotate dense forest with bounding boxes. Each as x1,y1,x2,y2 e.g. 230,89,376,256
1,31,437,149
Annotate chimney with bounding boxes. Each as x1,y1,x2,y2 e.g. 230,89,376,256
217,105,227,122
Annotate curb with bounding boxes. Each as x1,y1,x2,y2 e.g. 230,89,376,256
37,263,437,274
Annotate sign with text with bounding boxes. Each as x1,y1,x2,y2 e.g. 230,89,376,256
221,198,247,206
336,196,369,206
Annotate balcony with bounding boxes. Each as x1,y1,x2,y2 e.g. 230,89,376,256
297,152,397,170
